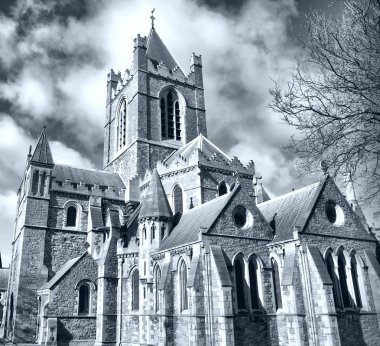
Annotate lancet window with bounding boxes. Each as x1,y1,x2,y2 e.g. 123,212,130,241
160,90,181,141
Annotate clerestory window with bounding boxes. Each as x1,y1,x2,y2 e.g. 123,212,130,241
160,90,181,141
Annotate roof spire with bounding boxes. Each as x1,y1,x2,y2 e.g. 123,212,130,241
150,8,155,29
139,169,173,220
30,126,54,166
344,172,367,226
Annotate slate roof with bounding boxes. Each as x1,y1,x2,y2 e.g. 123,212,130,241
164,134,231,166
159,188,236,251
30,128,54,165
146,28,182,72
140,169,173,219
40,254,85,290
52,165,125,189
0,268,9,291
258,181,323,243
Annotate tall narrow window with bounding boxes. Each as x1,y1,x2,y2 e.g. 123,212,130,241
179,260,188,311
40,171,47,196
118,99,127,149
66,206,77,227
249,259,260,309
173,185,183,215
351,257,362,308
154,266,161,312
338,253,350,308
218,181,228,196
326,253,341,308
161,90,181,141
271,258,282,310
132,270,139,311
31,170,39,195
78,284,90,314
235,258,246,309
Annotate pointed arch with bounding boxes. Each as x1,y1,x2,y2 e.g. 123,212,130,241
40,171,47,196
218,181,228,196
154,264,162,312
131,268,139,311
178,258,188,311
325,249,341,308
248,255,261,309
336,248,351,308
234,254,247,310
31,170,39,195
271,257,282,310
117,97,128,149
159,87,184,141
172,184,183,215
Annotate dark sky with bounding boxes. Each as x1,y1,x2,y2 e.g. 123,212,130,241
0,0,354,265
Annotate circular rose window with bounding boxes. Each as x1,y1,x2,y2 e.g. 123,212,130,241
325,200,345,226
232,205,253,229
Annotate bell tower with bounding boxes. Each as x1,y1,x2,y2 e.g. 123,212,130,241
103,17,207,182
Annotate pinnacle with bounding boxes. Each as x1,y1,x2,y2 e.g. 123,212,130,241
139,169,173,219
30,127,54,166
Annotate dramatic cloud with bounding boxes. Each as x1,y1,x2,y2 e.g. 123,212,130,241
0,0,376,263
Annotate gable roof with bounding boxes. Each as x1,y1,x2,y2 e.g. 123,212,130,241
30,128,54,165
139,169,173,219
164,134,231,166
52,165,125,190
159,188,236,251
146,28,182,72
39,253,85,290
258,181,323,243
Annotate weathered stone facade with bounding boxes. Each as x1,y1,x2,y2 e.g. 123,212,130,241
2,23,380,346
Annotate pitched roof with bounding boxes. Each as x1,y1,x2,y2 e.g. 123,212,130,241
139,169,173,219
146,28,181,72
30,128,54,165
164,134,231,166
159,189,236,251
0,268,9,291
52,164,125,189
258,181,323,243
40,253,85,290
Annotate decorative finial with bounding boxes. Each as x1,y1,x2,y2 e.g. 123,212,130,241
150,8,155,29
320,160,329,175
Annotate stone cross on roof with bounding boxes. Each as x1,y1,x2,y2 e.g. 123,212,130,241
150,8,155,29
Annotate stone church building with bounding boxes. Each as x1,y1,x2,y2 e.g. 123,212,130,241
2,21,380,346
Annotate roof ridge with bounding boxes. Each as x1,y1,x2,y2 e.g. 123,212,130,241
258,181,321,206
55,163,119,175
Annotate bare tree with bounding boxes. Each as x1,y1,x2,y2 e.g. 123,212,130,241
270,0,380,205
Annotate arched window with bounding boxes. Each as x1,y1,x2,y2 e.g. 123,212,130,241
132,270,139,311
66,206,77,227
78,283,90,314
338,253,350,308
351,257,362,308
218,181,228,196
230,183,236,191
160,90,181,141
326,253,340,308
235,258,246,309
249,259,260,309
118,98,127,149
9,293,14,329
154,266,161,312
271,258,282,310
31,170,39,195
40,171,47,196
173,185,183,215
179,260,188,311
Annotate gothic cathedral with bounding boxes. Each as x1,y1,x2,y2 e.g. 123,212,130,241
2,20,380,346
